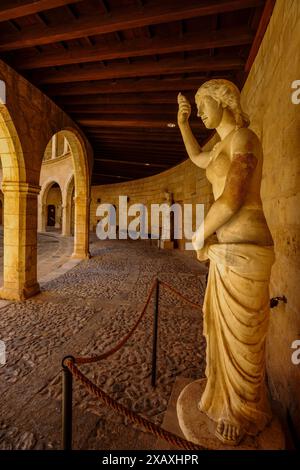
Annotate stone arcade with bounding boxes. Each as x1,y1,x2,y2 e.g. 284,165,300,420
0,0,299,453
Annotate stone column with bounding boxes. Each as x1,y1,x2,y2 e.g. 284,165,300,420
51,134,57,159
72,195,90,259
63,137,69,155
61,203,71,237
37,202,46,232
0,182,40,301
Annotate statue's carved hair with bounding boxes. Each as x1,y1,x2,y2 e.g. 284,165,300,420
195,79,250,128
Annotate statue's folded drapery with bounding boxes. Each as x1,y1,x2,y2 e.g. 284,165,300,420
199,243,275,435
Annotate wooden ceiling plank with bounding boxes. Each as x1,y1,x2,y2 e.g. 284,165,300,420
0,1,83,22
0,0,264,51
11,27,253,69
31,55,244,84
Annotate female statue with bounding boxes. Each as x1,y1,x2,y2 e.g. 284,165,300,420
177,79,274,445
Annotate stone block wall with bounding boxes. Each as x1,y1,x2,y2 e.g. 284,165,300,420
91,137,216,250
240,0,300,439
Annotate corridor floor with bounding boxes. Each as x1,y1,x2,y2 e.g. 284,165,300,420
0,228,75,286
0,239,207,450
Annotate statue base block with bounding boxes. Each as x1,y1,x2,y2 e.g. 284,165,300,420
177,378,285,450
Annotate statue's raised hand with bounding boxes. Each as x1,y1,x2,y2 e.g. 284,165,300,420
177,92,191,125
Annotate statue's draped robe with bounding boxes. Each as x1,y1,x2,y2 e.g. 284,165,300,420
200,243,274,435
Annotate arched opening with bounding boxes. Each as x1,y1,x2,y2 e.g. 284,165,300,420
40,129,90,259
0,100,39,300
0,189,3,226
41,181,63,233
63,175,75,237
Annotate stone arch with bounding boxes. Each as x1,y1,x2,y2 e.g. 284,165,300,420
62,174,75,237
0,103,40,300
60,129,90,259
40,128,90,258
0,105,26,182
0,189,3,225
39,179,63,233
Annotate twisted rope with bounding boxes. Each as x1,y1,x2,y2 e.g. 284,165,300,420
75,278,158,365
160,280,203,310
74,278,202,366
65,358,206,451
63,277,206,449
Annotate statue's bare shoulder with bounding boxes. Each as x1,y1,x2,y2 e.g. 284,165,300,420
230,127,261,160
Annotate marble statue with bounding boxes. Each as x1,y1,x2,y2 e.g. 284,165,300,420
177,79,274,446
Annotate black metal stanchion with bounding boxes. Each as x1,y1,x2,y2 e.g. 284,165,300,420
151,279,160,388
61,356,74,450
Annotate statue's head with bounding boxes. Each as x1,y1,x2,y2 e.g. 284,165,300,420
195,79,249,130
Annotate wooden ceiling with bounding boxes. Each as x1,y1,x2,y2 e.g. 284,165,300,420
0,0,274,185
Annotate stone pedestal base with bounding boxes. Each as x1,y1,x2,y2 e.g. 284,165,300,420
177,378,285,450
71,251,91,260
159,240,174,249
0,282,40,301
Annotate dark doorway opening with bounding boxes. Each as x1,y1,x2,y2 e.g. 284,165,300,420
47,205,56,226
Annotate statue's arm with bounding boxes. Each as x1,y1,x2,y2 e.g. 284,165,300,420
177,92,211,169
193,129,258,249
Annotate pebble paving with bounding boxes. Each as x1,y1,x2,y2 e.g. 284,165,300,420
0,238,208,450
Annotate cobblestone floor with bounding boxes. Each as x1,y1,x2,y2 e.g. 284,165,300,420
0,228,74,285
0,238,208,450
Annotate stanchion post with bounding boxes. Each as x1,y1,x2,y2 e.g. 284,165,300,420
151,279,160,388
61,356,74,450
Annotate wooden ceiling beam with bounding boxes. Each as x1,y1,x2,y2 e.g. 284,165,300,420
93,147,185,157
89,133,184,141
92,137,185,146
87,132,207,143
0,0,263,51
30,54,244,84
87,126,203,134
94,158,169,168
93,157,182,168
92,139,185,148
92,165,164,175
92,172,133,181
44,76,226,96
56,91,196,105
71,113,179,122
89,136,190,145
78,117,202,128
10,27,253,70
0,0,82,22
93,146,185,156
64,104,177,115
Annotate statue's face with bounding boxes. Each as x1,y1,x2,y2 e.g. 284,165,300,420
195,95,223,129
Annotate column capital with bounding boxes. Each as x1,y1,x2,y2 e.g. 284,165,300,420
2,181,41,195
